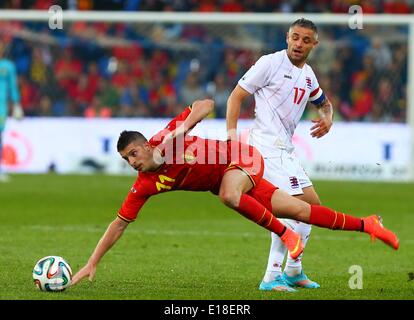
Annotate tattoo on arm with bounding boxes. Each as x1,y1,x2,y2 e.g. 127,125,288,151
316,98,333,117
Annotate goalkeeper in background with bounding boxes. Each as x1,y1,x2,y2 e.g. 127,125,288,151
0,41,24,182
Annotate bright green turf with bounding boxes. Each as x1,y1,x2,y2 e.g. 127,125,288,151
0,174,413,300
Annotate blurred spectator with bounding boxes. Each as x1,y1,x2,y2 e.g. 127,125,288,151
86,61,101,96
181,25,207,44
360,0,378,14
111,59,133,90
179,72,205,107
54,47,82,93
97,78,120,115
340,73,374,121
113,43,143,63
206,73,231,118
130,56,145,81
30,46,50,86
38,95,53,116
119,81,139,117
330,0,350,13
84,96,112,118
221,0,244,12
158,74,179,117
197,0,218,12
123,0,141,11
365,37,392,70
33,0,54,10
279,1,293,13
119,79,151,117
383,0,411,13
18,75,40,116
70,74,95,112
372,77,398,121
77,0,93,10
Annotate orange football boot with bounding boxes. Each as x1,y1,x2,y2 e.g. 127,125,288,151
280,227,304,259
363,215,399,250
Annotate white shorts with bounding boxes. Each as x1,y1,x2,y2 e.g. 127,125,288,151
261,149,312,196
248,133,312,230
263,150,313,229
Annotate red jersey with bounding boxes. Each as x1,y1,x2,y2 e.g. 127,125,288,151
118,107,264,222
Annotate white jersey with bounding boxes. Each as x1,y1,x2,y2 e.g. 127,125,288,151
239,49,324,155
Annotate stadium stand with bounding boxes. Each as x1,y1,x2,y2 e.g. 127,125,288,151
0,0,409,121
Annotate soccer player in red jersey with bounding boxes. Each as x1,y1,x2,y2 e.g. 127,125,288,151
72,99,398,286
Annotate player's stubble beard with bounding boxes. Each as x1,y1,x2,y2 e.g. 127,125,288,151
288,48,310,67
131,148,164,173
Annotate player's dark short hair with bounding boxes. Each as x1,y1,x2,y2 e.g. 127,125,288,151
290,18,318,37
117,130,147,152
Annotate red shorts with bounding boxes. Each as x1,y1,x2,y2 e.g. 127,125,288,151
224,141,264,187
248,178,278,212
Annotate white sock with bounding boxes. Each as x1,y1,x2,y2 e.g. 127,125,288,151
262,231,287,282
284,221,312,277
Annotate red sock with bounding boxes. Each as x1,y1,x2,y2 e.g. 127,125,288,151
309,205,363,231
236,194,286,236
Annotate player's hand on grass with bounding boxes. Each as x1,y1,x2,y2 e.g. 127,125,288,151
310,117,332,138
71,263,97,286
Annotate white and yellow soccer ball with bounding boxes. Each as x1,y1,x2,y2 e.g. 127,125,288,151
32,256,72,292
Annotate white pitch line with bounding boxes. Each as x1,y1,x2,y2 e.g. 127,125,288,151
17,224,414,244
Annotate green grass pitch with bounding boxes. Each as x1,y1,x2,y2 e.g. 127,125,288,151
0,174,413,300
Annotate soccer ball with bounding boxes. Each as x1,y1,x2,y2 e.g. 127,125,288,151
32,256,72,292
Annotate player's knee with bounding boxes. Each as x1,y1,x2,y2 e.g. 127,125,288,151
219,190,240,208
294,202,311,222
286,200,309,221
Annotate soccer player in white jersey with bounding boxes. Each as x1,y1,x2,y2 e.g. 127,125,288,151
226,18,333,292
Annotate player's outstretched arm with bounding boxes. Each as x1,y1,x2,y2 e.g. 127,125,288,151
226,85,251,141
163,99,214,143
184,98,214,132
71,217,129,286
